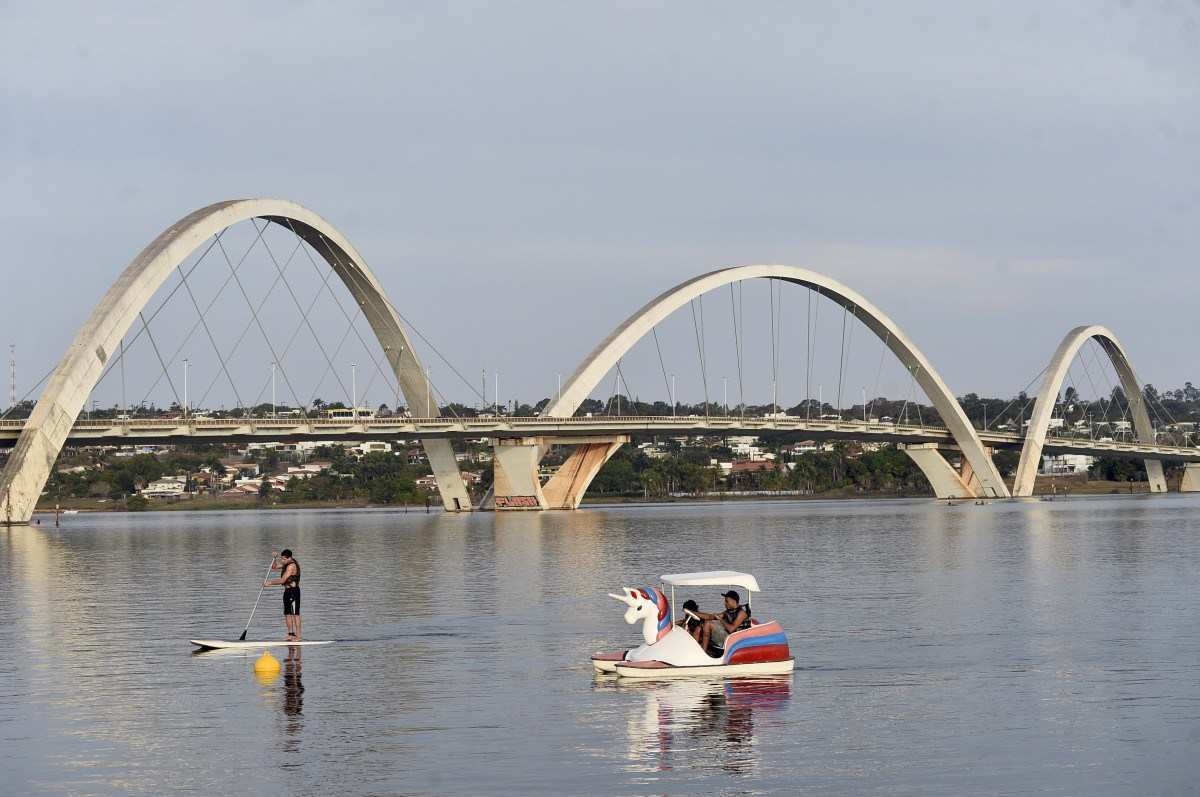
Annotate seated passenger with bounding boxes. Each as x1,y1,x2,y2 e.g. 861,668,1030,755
676,599,705,644
697,590,751,655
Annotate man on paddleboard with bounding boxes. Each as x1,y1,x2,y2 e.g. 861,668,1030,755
264,549,302,640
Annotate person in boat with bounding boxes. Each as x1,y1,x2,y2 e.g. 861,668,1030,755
677,599,705,643
263,549,302,641
695,590,751,655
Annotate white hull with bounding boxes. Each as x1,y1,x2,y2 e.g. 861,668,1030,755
593,658,621,673
614,659,794,679
190,639,333,650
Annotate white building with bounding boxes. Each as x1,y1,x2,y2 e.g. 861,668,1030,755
1041,453,1095,475
140,476,187,498
351,441,392,456
727,435,768,460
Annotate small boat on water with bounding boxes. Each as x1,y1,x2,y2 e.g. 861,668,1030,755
592,571,794,678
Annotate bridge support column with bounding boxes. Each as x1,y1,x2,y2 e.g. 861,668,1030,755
901,443,978,499
958,448,991,496
424,438,473,511
1180,463,1200,492
1146,459,1167,493
487,438,548,510
542,436,628,509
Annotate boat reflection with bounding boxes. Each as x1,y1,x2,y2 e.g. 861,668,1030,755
601,676,791,775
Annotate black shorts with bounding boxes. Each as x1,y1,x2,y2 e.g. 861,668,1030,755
283,586,301,615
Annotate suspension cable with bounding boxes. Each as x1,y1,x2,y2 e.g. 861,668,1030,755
0,363,56,420
321,231,486,405
804,287,812,420
282,221,396,402
175,254,247,410
769,279,778,414
835,303,848,418
99,225,262,398
689,298,710,418
868,330,891,422
651,326,671,411
213,234,308,415
729,283,745,417
137,311,184,411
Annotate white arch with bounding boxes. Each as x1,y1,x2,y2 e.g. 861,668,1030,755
1013,325,1165,496
0,199,470,523
543,265,1010,498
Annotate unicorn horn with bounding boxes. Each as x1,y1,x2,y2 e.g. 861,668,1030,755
608,589,636,606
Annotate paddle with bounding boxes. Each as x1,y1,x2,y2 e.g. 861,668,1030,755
238,554,277,641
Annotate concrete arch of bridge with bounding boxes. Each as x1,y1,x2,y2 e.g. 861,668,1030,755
0,199,469,524
487,265,1010,508
1012,325,1165,496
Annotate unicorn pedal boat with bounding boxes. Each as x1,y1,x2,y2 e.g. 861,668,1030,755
592,571,794,678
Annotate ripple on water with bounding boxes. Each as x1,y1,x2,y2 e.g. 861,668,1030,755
2,498,1200,794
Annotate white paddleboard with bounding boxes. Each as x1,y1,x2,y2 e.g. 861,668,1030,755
190,639,334,650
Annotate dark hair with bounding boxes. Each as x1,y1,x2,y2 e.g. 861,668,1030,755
280,548,293,558
682,599,699,612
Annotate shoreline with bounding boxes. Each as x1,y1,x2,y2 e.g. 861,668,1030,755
31,476,1168,515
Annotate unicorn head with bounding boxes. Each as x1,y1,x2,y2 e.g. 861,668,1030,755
608,586,671,645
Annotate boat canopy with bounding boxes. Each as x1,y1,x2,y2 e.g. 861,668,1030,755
660,571,761,592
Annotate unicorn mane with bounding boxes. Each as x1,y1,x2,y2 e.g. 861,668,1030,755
638,586,672,642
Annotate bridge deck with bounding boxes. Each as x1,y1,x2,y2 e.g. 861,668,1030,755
1,416,1196,462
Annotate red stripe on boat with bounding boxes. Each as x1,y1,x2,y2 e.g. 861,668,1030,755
727,643,792,665
591,651,627,662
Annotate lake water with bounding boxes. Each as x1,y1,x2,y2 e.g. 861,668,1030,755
2,496,1200,795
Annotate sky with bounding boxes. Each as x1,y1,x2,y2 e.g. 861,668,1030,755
2,2,1198,412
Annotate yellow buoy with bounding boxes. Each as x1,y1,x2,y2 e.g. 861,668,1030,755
253,651,281,676
254,669,280,686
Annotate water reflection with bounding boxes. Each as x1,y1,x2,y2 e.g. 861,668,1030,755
281,647,304,750
7,499,1200,794
598,676,791,776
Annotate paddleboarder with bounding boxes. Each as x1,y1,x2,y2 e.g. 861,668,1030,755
264,549,302,641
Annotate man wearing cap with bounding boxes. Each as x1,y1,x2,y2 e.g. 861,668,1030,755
263,549,302,641
695,590,751,654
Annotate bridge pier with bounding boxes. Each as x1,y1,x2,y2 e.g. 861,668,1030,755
481,435,629,510
1146,460,1168,493
484,438,547,510
425,438,473,511
901,443,980,499
542,437,627,509
1180,463,1200,493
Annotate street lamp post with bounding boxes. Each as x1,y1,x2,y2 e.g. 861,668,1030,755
351,363,358,422
271,362,277,419
670,374,676,417
182,358,189,419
